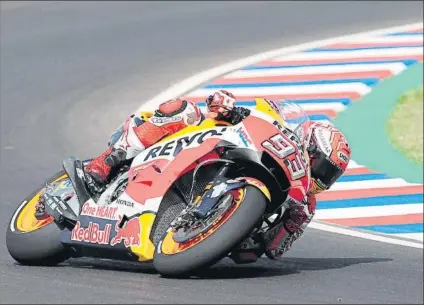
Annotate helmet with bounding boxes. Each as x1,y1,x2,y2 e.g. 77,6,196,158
305,122,351,194
205,90,236,114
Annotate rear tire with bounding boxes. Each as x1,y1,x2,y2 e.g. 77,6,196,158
6,170,71,266
153,185,267,277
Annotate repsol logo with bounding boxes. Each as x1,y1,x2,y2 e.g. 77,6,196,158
143,128,227,161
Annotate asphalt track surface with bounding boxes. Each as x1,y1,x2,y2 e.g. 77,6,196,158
0,1,423,304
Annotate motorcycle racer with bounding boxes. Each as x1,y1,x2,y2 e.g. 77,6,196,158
35,89,351,263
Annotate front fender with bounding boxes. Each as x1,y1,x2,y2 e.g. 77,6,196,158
238,177,271,202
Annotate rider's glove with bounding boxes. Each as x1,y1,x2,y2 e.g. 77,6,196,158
222,107,251,125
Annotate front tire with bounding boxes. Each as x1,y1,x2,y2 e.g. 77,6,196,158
6,170,70,266
153,185,267,277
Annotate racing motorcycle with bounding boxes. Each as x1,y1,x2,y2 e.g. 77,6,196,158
6,98,311,277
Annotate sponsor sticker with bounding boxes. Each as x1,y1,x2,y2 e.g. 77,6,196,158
236,127,253,146
150,116,182,125
71,221,112,245
337,151,349,163
143,127,227,161
80,201,118,220
110,216,141,248
317,129,332,156
116,198,134,208
264,98,281,114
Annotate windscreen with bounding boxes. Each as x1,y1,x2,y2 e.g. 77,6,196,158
277,99,310,149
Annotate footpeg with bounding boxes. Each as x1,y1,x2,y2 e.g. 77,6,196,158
83,172,105,195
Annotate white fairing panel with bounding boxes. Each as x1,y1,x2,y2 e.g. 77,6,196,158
130,125,257,168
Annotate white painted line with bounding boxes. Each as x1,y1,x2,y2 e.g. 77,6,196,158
186,83,372,99
222,63,407,79
336,35,424,44
308,222,423,248
293,102,346,112
315,203,423,219
136,21,423,248
391,233,423,242
330,178,414,191
272,46,423,61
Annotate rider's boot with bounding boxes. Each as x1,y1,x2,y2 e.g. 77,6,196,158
262,197,315,259
262,221,299,259
230,234,265,264
230,207,305,263
33,148,122,219
229,221,298,263
83,146,127,195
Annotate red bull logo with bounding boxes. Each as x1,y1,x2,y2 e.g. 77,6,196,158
110,216,141,248
71,221,111,245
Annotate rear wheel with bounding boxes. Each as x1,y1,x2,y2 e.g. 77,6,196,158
153,185,267,277
6,170,71,266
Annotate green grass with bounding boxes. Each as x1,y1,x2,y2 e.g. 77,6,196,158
386,85,423,165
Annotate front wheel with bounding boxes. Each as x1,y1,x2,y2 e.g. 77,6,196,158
153,185,267,277
6,170,71,266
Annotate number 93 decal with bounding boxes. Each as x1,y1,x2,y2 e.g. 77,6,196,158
262,132,308,181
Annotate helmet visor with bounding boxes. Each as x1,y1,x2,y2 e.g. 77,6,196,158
310,150,344,189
